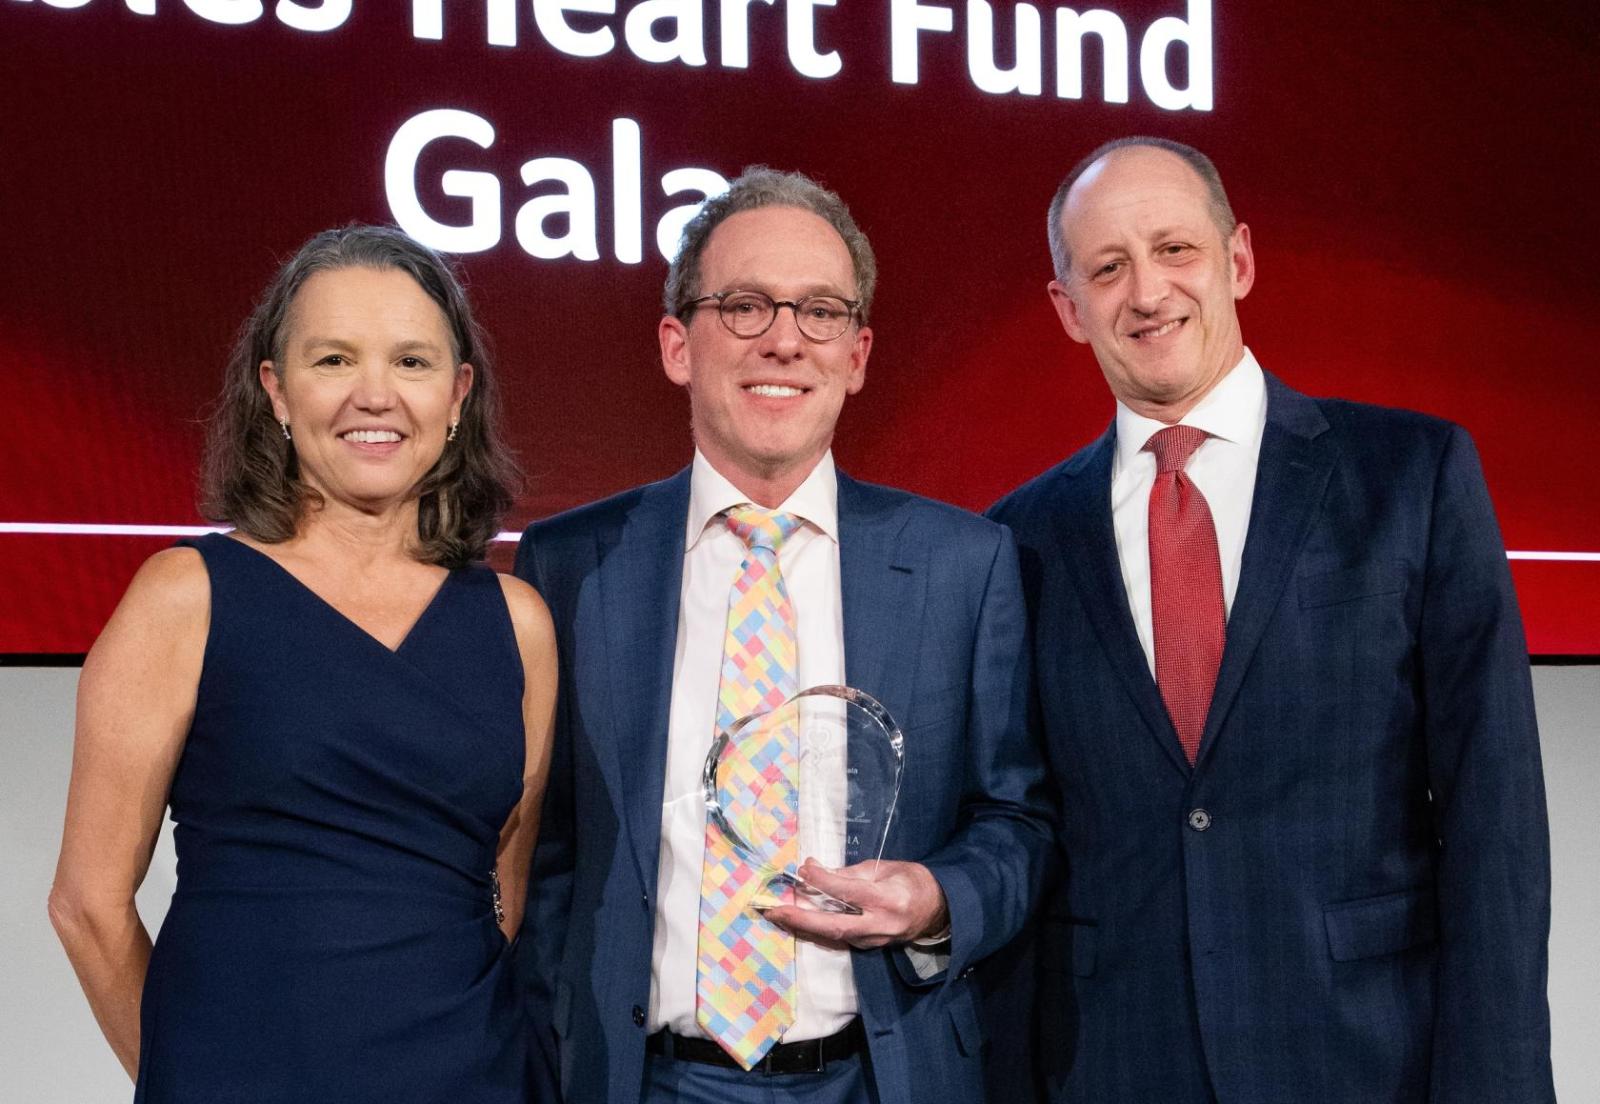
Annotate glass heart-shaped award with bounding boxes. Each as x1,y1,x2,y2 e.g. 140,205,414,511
702,685,905,916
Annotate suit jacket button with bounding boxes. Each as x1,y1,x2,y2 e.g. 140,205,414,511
1187,808,1212,832
632,1005,646,1027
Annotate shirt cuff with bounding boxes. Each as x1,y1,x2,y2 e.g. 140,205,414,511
903,941,952,981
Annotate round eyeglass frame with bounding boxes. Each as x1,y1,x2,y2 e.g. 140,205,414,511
681,289,861,342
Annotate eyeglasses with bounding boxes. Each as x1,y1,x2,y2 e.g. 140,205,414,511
682,290,860,342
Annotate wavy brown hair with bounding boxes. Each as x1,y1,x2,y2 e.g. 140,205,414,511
200,225,519,567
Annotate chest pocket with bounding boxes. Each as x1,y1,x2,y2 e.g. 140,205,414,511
907,682,965,731
1297,561,1407,609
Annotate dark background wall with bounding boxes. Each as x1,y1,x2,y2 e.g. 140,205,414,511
2,0,1596,655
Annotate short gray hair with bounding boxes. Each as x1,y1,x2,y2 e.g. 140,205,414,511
663,166,878,322
1047,136,1237,280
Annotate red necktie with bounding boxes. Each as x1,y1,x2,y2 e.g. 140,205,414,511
1144,425,1225,764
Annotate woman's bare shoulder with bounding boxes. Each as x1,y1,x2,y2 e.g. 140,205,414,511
79,546,210,724
494,572,555,661
117,546,211,624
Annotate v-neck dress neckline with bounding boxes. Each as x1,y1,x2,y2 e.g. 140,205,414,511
221,535,459,656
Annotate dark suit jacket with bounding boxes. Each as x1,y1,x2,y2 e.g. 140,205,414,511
514,467,1052,1104
987,374,1552,1104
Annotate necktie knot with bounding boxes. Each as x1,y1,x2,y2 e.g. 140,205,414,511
1144,424,1209,474
725,506,803,553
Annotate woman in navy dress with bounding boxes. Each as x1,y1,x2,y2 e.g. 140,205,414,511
49,226,555,1102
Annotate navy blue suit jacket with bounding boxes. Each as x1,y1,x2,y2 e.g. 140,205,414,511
514,468,1052,1104
987,374,1552,1104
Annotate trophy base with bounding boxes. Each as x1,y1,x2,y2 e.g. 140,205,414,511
752,874,864,916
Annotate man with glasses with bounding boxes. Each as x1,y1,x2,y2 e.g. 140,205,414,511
515,167,1051,1104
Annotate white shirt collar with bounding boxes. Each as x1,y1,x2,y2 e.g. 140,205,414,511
1114,347,1266,473
685,450,840,550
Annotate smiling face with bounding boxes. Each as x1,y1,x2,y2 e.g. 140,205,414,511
660,205,871,505
260,266,471,519
1048,146,1254,422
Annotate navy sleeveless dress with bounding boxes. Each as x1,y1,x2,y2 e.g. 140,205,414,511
135,534,528,1103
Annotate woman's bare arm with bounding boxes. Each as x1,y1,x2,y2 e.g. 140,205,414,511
49,547,208,1079
494,573,557,941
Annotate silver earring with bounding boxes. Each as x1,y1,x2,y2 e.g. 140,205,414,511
279,420,292,441
447,421,459,443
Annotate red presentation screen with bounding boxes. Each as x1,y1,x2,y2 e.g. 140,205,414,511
2,0,1596,656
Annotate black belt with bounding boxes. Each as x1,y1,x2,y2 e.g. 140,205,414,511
646,1018,866,1075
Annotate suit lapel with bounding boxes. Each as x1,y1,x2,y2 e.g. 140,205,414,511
836,473,922,746
835,465,927,984
1053,428,1193,778
597,469,690,889
1195,375,1334,768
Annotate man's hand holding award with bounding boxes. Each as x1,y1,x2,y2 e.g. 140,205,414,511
703,685,950,949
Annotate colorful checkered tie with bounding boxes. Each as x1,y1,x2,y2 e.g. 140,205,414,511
1145,425,1225,764
696,506,804,1068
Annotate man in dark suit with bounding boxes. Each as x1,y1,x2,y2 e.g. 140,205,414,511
988,137,1553,1103
516,167,1051,1104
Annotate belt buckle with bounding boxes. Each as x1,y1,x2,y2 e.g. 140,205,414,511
761,1038,825,1076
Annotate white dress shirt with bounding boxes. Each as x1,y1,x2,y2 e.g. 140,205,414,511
1111,349,1269,675
648,450,858,1040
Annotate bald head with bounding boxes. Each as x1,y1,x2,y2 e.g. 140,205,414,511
1048,137,1236,280
1042,138,1256,422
